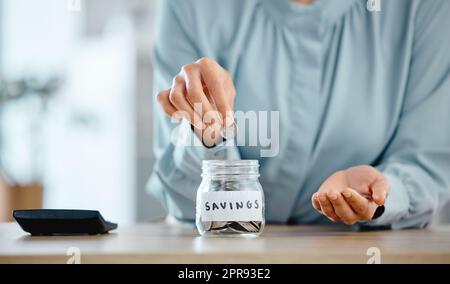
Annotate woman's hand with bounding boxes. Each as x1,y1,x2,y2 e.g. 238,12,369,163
311,165,390,225
156,57,236,147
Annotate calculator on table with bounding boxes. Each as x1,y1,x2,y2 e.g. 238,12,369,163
13,209,118,236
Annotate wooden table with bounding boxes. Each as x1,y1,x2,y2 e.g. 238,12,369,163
1,221,450,264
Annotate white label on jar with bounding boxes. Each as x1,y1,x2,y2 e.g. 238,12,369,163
200,191,263,222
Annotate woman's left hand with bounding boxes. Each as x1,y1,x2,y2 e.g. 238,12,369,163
311,165,390,225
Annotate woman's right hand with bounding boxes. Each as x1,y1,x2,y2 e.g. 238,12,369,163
156,57,236,147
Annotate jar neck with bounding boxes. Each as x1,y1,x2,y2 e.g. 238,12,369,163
202,160,260,178
201,174,260,181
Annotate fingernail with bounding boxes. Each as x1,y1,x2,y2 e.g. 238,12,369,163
342,191,352,198
374,195,385,205
327,192,338,201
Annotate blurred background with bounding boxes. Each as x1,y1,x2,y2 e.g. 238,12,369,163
0,0,166,223
0,0,448,225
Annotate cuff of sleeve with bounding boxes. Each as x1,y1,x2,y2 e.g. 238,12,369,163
173,121,241,178
361,172,410,227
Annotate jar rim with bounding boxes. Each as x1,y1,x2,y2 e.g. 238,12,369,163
202,160,259,167
202,160,260,177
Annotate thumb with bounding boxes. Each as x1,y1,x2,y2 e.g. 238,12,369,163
371,175,390,206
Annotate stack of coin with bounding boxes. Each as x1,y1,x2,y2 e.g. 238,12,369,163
201,221,262,234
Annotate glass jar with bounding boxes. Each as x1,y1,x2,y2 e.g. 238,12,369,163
196,160,265,237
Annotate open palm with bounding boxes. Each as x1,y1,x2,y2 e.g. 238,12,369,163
312,165,390,225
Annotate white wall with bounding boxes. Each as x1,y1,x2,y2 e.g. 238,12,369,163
0,0,139,224
1,0,81,80
42,23,137,224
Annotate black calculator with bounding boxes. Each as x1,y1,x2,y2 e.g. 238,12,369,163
13,209,118,236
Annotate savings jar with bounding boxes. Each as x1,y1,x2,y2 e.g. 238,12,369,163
196,160,265,237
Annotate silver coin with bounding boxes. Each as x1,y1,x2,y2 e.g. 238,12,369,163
210,221,228,231
202,221,212,231
228,221,260,233
248,221,261,231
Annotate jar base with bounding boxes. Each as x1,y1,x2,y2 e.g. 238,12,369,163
200,230,262,238
197,221,264,237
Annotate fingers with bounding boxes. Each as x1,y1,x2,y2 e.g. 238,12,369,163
311,193,322,213
371,175,389,206
157,57,236,136
169,76,204,129
223,74,237,109
181,64,221,126
342,188,373,220
317,192,341,222
327,190,359,225
156,89,180,121
197,57,235,126
313,167,389,225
